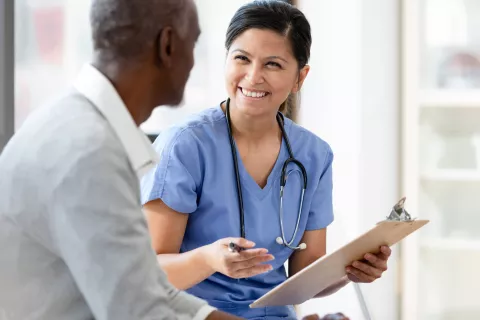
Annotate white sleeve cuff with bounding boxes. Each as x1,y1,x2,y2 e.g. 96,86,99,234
192,305,216,320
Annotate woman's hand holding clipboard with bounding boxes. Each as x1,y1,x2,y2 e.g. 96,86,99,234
250,197,429,308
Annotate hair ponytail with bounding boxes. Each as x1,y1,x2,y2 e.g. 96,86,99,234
279,96,290,115
279,93,299,120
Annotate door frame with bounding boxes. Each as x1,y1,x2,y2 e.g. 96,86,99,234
0,1,14,151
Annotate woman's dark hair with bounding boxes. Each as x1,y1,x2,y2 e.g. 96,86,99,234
225,0,312,116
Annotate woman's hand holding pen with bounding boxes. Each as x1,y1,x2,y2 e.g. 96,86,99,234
204,238,274,279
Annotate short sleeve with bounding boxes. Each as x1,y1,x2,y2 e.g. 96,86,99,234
305,147,334,231
140,129,202,214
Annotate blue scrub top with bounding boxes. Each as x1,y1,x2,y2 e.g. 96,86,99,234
141,104,334,320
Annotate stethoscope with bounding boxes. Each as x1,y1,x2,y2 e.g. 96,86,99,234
224,98,308,250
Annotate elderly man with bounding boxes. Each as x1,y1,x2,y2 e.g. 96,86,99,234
0,0,240,319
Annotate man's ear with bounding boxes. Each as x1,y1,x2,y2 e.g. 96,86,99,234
157,27,176,68
292,65,310,93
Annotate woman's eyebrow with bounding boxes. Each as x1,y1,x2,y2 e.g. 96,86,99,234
232,49,289,63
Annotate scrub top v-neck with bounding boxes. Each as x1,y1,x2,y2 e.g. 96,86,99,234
141,104,334,319
235,130,286,201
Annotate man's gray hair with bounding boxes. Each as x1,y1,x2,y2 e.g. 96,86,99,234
90,0,190,60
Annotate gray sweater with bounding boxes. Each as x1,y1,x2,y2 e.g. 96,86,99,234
0,65,213,320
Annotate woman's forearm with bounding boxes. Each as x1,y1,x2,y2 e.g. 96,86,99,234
314,276,350,298
157,247,215,290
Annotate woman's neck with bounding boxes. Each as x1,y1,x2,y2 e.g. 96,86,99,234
223,101,280,142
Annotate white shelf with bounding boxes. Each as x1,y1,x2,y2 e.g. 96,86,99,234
420,89,480,108
402,1,480,319
421,169,480,182
422,238,480,251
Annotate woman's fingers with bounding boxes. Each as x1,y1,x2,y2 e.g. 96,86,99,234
225,247,274,278
346,264,377,283
346,272,362,283
363,253,388,272
354,260,383,278
233,253,274,269
234,248,270,261
220,237,256,249
216,237,275,278
234,264,273,278
345,246,391,283
379,245,392,259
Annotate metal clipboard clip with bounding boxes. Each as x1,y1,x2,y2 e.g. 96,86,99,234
385,197,416,222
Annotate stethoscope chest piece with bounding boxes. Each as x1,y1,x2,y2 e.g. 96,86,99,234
276,236,307,250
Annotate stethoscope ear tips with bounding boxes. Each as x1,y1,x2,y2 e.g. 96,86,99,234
276,237,284,245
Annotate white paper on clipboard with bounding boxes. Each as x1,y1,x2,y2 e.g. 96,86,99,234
250,198,429,308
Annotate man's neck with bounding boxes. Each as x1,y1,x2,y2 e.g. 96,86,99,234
92,57,155,126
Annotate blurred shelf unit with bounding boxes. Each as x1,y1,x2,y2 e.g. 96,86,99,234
420,89,480,108
401,0,480,319
421,169,480,181
421,238,480,251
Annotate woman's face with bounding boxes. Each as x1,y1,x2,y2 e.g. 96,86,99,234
225,28,309,117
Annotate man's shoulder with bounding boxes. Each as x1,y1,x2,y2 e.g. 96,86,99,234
53,92,129,168
40,92,134,192
8,90,128,173
49,91,125,151
0,91,133,222
54,92,120,145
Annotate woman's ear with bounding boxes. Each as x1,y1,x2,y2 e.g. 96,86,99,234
292,65,310,93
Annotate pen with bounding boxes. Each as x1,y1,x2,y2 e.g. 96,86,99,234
228,241,245,253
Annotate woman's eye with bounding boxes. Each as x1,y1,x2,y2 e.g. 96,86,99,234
234,55,249,62
266,61,282,68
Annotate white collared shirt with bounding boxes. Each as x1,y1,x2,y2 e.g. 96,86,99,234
0,64,215,320
74,64,159,178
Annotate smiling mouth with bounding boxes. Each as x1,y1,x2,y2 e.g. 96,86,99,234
239,87,270,98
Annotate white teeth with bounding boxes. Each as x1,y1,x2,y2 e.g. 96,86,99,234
241,88,267,98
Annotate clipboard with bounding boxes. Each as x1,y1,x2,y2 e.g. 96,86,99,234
250,197,429,308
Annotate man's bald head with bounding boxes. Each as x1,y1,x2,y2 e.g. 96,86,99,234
90,0,193,61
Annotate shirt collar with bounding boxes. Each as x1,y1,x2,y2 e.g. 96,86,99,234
73,64,159,178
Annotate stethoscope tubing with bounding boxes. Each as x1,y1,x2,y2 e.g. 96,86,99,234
225,98,307,250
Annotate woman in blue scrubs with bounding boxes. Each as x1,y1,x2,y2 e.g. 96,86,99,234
141,1,391,319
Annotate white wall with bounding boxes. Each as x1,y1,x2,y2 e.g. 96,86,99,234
296,0,400,319
359,0,400,319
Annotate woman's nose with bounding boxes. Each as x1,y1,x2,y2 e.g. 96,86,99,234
245,64,265,85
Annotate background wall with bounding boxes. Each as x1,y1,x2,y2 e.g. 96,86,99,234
297,0,400,319
359,0,400,319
